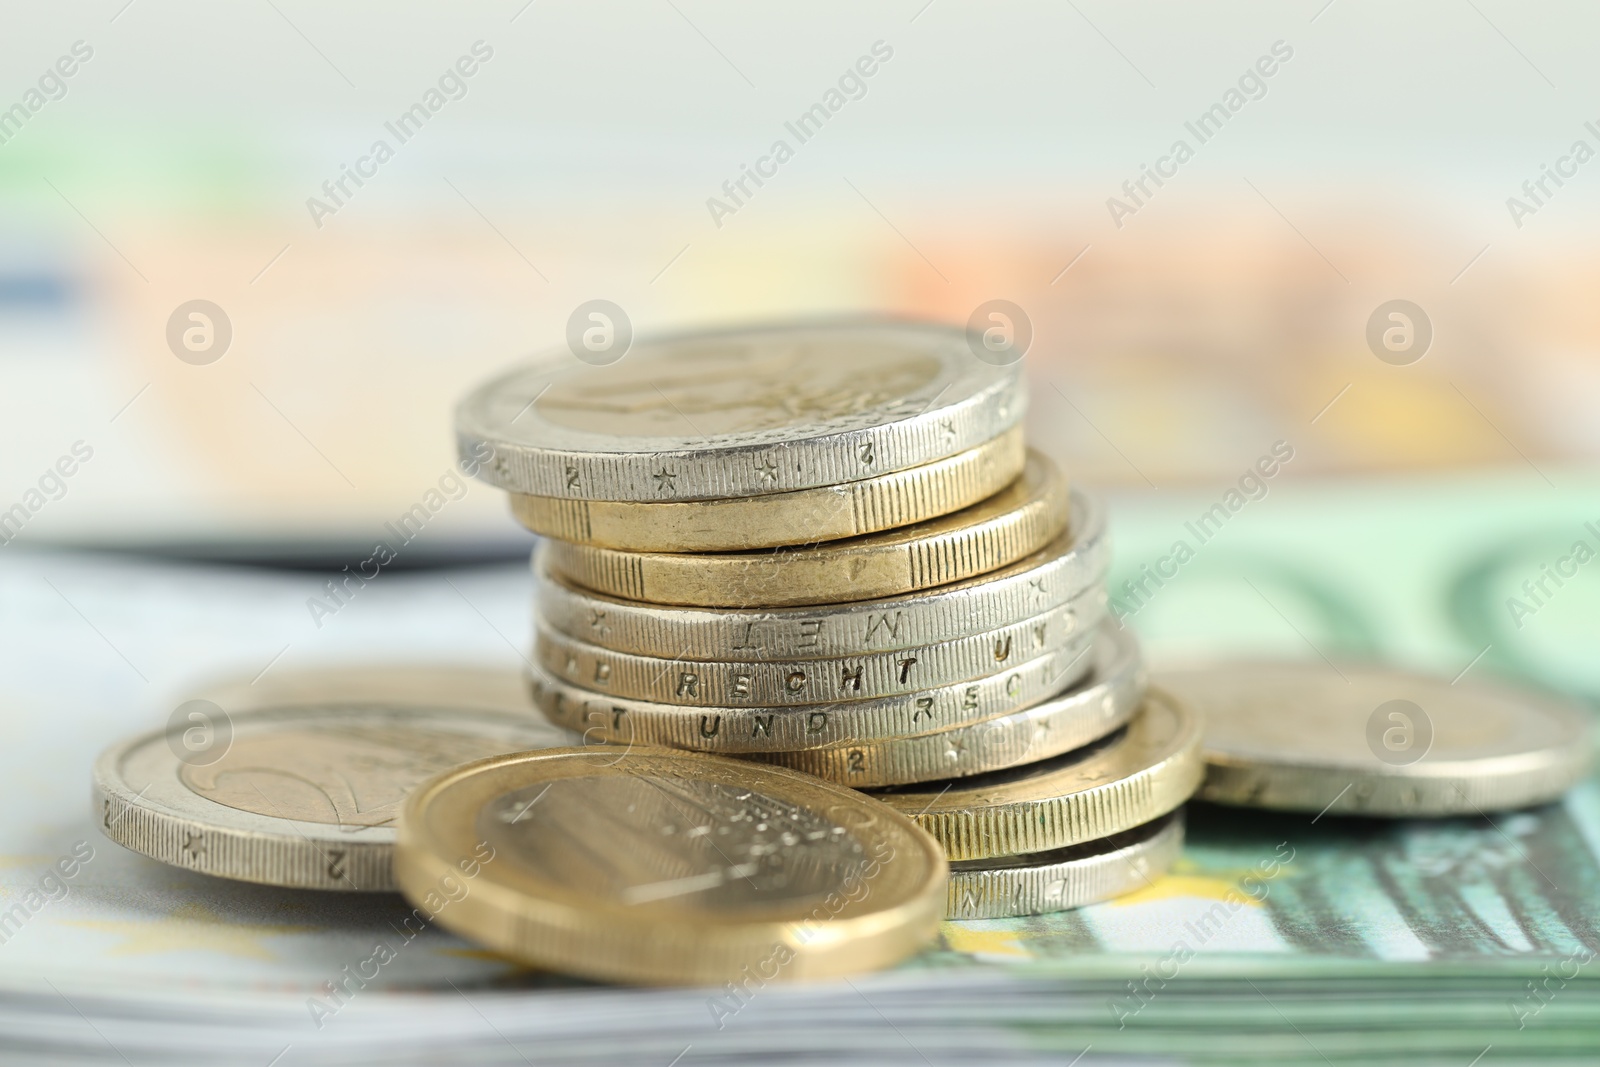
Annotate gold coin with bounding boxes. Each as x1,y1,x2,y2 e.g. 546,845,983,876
532,593,1096,706
541,451,1068,608
394,747,947,986
508,428,1025,552
530,642,1095,752
946,812,1183,919
750,621,1142,787
873,686,1203,861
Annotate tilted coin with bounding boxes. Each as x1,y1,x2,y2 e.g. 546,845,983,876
508,427,1025,552
94,687,577,891
946,813,1183,920
1160,661,1594,817
534,489,1108,660
751,621,1143,787
533,593,1099,706
531,641,1094,753
394,747,947,985
457,320,1025,501
874,686,1203,861
542,450,1068,608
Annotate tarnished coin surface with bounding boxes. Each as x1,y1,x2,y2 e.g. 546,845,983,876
531,642,1093,753
93,667,576,891
1161,661,1594,817
457,320,1025,501
542,451,1068,608
508,427,1026,552
534,490,1109,660
946,813,1183,920
533,598,1094,707
394,747,947,985
752,621,1143,787
874,686,1203,861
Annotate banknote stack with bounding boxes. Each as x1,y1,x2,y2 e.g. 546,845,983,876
455,320,1205,920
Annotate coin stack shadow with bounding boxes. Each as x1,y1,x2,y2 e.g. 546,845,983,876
460,325,1207,919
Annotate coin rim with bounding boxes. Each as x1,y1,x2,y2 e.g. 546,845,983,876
506,427,1027,552
394,745,948,985
944,812,1184,919
456,320,1025,501
874,685,1205,861
91,702,575,892
532,489,1108,660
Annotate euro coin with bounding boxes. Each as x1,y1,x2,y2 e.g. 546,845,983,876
533,490,1108,660
752,621,1142,787
533,594,1095,706
393,747,947,985
874,686,1203,861
542,450,1068,608
508,427,1025,551
946,813,1183,919
531,641,1095,753
457,320,1024,500
93,670,576,891
1160,661,1594,816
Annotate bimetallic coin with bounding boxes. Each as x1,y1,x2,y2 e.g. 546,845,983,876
394,747,947,985
534,490,1108,660
457,321,1024,501
508,427,1025,552
874,686,1203,861
752,622,1142,787
533,596,1096,707
1161,661,1594,817
94,686,577,891
531,642,1095,753
946,814,1183,920
543,451,1068,608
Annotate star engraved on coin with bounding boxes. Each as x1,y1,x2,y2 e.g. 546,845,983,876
653,468,677,494
755,457,781,483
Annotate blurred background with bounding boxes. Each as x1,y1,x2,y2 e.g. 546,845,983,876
1,1,1596,678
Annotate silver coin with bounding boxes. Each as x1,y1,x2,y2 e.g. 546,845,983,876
533,595,1100,707
531,642,1097,753
534,490,1107,660
1160,660,1594,816
945,813,1182,919
456,321,1025,501
94,667,576,891
751,621,1144,787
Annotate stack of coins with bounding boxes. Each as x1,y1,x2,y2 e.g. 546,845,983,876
456,321,1205,919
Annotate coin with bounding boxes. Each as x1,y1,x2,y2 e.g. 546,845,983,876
393,747,947,985
533,490,1108,660
94,689,576,891
873,686,1203,861
532,641,1094,753
508,427,1025,552
946,813,1183,919
1159,661,1594,816
750,621,1143,787
456,321,1025,501
533,594,1096,706
542,450,1068,608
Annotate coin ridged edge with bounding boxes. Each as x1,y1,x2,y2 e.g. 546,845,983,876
530,642,1096,753
542,451,1067,608
748,623,1141,787
890,687,1205,861
533,491,1109,661
533,598,1101,707
506,428,1026,551
945,813,1183,919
